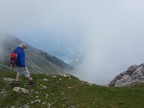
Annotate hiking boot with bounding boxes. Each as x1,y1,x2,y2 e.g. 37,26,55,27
11,81,20,87
29,80,35,85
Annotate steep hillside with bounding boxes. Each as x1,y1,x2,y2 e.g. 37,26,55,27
0,34,72,74
0,67,144,108
109,64,144,87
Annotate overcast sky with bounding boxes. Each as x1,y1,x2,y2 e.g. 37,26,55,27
0,0,144,85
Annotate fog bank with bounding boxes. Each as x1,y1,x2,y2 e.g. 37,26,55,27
1,0,144,84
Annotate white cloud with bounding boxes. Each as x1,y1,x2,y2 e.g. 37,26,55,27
1,0,144,84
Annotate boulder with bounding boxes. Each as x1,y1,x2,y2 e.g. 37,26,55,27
13,87,29,94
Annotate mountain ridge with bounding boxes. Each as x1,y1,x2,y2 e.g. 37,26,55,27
0,34,73,74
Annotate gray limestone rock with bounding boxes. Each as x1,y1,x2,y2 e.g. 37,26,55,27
109,64,144,87
13,87,29,94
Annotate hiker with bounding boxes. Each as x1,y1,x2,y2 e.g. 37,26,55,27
12,43,34,86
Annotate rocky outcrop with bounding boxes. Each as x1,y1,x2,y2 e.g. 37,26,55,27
109,64,144,87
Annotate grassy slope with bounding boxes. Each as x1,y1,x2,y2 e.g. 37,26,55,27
0,67,144,108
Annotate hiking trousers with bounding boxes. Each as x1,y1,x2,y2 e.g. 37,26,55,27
16,67,30,78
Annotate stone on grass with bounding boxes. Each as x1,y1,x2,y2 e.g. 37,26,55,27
13,87,29,94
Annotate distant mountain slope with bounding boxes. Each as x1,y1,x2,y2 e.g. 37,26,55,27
0,34,72,74
109,64,144,87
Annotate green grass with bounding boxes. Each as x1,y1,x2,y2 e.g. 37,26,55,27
0,67,144,108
